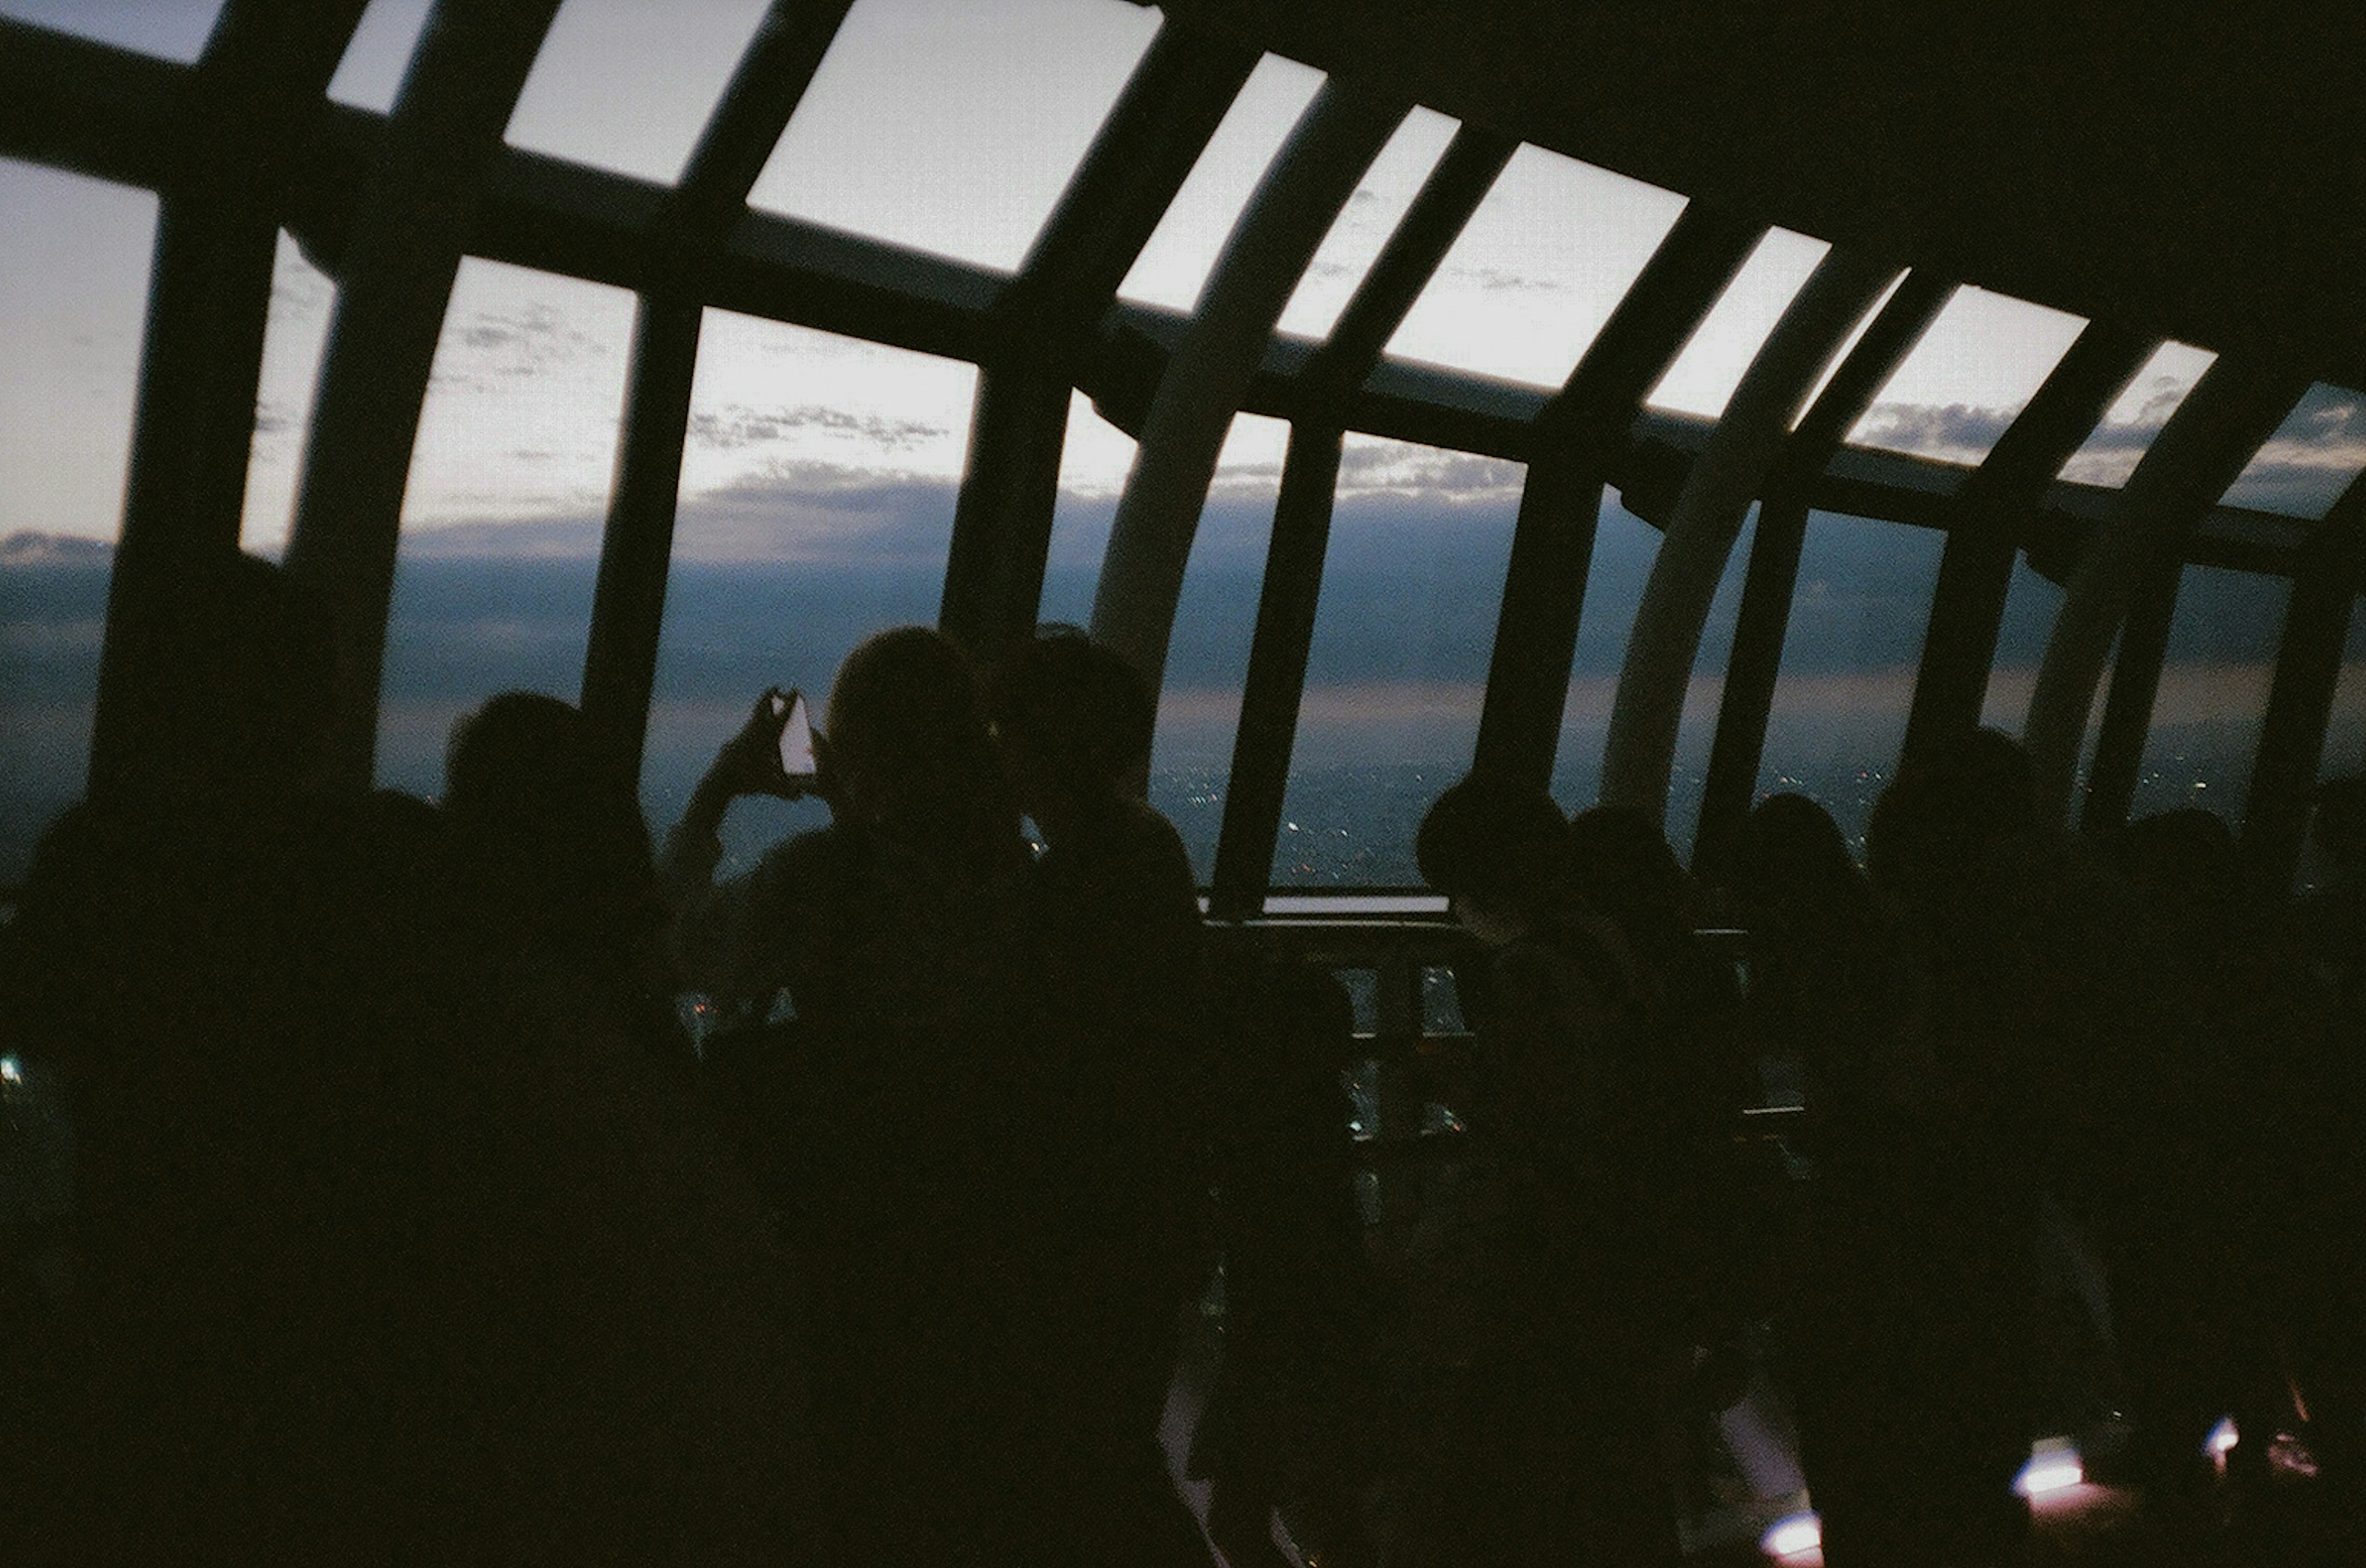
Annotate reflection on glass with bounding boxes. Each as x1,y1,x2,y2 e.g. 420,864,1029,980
1118,53,1324,311
1274,436,1521,887
375,261,639,797
1667,510,1758,862
643,309,976,870
1847,286,2086,465
1980,553,2066,735
506,0,776,185
1385,144,1685,388
2057,340,2216,488
2131,565,2289,823
0,159,158,880
2219,383,2366,521
1553,491,1658,814
1150,415,1285,884
1035,391,1135,629
754,0,1161,273
1647,227,1831,420
1758,511,1945,855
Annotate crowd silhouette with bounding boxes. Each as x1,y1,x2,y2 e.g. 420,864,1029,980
2,556,2365,1566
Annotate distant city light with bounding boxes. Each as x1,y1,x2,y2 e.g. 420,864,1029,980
1762,1512,1821,1558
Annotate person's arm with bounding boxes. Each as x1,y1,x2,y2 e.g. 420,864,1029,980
660,691,829,996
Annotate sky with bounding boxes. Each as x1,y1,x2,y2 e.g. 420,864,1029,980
6,0,2366,875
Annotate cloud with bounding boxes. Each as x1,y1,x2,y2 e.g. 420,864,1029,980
687,404,948,453
0,531,113,569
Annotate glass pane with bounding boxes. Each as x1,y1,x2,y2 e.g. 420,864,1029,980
0,0,220,62
1117,53,1323,311
643,309,977,871
752,0,1162,274
1035,391,1135,629
1385,144,1686,389
374,261,640,798
1150,415,1286,884
1758,511,1946,857
1273,106,1458,341
1273,435,1522,887
2057,341,2216,487
2220,383,2366,520
1847,286,2086,465
241,232,335,558
328,0,432,111
1420,964,1467,1034
0,160,157,879
1980,553,2065,734
1552,490,1657,813
1668,510,1758,862
1646,227,1832,419
506,0,776,186
2132,566,2289,823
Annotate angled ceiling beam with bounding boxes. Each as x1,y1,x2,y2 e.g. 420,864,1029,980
1210,122,1516,916
1696,269,1955,859
581,0,856,777
1600,246,1898,826
940,20,1258,660
88,0,372,802
1896,322,2157,776
2023,355,2311,823
283,0,567,789
1470,200,1766,788
1088,79,1409,695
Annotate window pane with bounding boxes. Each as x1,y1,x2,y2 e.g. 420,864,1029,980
1848,286,2086,465
0,0,220,62
328,0,432,111
1274,107,1458,341
1118,54,1323,311
1758,511,1946,856
1552,490,1656,813
1385,144,1686,389
242,232,335,558
1668,510,1757,862
1983,554,2113,797
374,261,639,797
1036,391,1135,630
2132,565,2288,823
0,160,157,879
752,0,1161,274
506,0,777,185
1151,416,1286,884
2057,341,2216,488
1272,436,1522,887
643,310,977,871
2220,383,2366,521
1646,227,1832,420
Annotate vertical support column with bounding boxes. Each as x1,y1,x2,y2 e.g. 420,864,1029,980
1209,422,1344,916
88,0,370,800
1089,80,1407,693
283,0,566,791
2078,554,2182,834
580,298,702,777
2022,356,2309,823
1471,201,1765,789
2242,482,2366,884
1899,324,2154,777
1600,248,1897,827
577,0,857,777
939,367,1074,660
1696,270,1954,857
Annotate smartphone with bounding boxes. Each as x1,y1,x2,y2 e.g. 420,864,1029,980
773,689,816,778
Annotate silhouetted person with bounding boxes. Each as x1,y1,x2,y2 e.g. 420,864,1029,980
664,625,1033,1566
1192,959,1379,1568
2300,775,2366,1023
988,629,1211,1566
1404,771,1683,1567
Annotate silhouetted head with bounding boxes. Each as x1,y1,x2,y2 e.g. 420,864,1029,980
1867,727,2038,898
2108,808,2240,914
990,628,1156,813
1566,803,1689,935
825,626,1012,848
445,692,652,958
1718,792,1864,920
1417,771,1574,944
2316,776,2366,871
